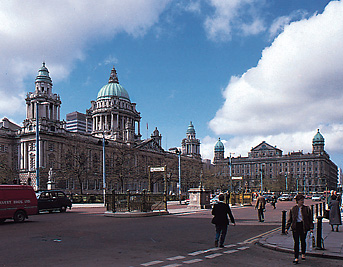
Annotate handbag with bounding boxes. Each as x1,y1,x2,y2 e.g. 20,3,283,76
324,209,330,219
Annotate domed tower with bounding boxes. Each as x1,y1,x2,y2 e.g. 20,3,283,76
213,138,224,163
181,121,201,158
23,62,63,133
88,67,141,143
312,129,325,154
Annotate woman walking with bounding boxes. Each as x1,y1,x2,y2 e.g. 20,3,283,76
329,194,342,232
285,194,314,264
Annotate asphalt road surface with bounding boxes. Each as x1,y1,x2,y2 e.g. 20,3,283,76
1,200,342,266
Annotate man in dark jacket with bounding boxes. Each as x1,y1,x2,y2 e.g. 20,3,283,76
212,194,236,247
285,194,314,264
255,193,266,222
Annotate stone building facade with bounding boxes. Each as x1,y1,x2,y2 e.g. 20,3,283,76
0,63,202,194
213,130,338,193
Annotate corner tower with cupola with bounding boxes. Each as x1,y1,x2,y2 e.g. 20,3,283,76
181,121,201,158
87,67,141,144
23,62,64,133
213,138,224,164
312,129,326,155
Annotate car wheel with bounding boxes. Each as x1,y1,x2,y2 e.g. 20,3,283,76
60,206,67,213
14,210,26,223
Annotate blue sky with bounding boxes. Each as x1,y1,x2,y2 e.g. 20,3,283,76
2,0,343,171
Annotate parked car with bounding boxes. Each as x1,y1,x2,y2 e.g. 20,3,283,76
278,194,293,201
0,185,38,223
311,194,323,201
36,190,72,212
262,194,274,203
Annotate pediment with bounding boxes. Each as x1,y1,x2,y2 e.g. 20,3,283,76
251,141,281,152
135,139,165,153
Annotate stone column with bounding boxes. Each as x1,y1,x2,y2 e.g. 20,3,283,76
23,142,27,170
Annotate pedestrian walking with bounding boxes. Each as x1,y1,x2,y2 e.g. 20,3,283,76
285,194,314,264
255,193,266,222
329,194,342,232
270,195,277,209
211,194,236,248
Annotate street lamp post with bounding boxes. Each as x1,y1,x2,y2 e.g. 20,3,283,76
228,153,234,193
35,101,40,191
177,149,181,204
260,163,265,193
102,132,106,207
285,173,288,192
296,175,299,193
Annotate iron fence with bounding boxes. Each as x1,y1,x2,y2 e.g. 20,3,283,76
106,190,167,213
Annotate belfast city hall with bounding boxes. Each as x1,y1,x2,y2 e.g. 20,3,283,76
0,63,202,194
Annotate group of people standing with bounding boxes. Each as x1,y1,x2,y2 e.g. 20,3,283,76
211,191,342,264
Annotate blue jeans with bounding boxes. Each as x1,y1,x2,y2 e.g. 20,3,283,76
215,224,228,245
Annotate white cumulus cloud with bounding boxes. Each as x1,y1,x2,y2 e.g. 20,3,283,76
0,0,169,120
206,1,343,165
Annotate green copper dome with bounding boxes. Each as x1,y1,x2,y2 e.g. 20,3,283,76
312,129,324,145
186,121,196,134
35,62,52,84
214,138,224,152
97,67,130,101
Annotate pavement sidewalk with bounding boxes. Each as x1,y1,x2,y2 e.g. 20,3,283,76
258,214,343,259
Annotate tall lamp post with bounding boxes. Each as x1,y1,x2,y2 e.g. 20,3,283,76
36,101,40,191
35,100,48,191
228,153,234,193
285,172,288,192
102,132,106,207
177,149,181,204
260,163,265,193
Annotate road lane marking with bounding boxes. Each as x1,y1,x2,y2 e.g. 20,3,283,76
237,246,249,250
162,264,182,267
203,247,221,253
188,250,204,256
243,226,281,244
183,259,203,264
224,244,236,248
167,256,186,261
223,249,239,254
141,260,164,266
205,253,222,259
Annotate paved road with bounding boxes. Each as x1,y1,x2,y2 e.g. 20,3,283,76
1,200,342,266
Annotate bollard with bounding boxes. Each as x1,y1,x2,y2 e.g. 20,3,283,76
281,210,287,234
311,205,314,221
316,216,324,250
315,203,318,218
112,190,116,213
127,189,131,212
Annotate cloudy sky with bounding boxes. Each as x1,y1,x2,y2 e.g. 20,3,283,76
1,0,343,169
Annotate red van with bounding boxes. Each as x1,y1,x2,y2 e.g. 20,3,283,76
0,185,38,223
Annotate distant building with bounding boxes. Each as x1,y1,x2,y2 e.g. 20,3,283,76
66,111,92,134
213,130,338,193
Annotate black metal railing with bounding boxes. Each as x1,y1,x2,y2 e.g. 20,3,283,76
106,189,167,213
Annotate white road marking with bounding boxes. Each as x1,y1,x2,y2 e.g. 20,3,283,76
183,259,203,264
141,260,164,266
224,244,236,248
223,249,239,254
167,256,186,261
188,250,204,256
237,246,249,250
205,253,223,259
203,247,221,253
162,264,182,267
